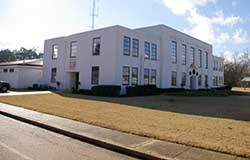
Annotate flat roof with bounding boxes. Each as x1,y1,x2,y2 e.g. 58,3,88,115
0,59,43,67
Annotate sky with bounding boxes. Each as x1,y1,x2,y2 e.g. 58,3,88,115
0,0,249,60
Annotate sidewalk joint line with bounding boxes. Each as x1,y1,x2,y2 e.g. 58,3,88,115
173,146,192,158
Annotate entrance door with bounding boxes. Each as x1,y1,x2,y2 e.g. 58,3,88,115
75,72,79,90
190,76,196,90
70,72,79,90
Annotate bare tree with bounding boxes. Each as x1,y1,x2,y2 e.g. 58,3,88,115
224,51,250,86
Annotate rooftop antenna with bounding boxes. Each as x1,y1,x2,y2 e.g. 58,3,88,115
90,0,98,30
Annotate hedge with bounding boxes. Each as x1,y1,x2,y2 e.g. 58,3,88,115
126,85,160,96
91,85,121,97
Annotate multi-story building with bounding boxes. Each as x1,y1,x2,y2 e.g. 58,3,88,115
42,25,224,94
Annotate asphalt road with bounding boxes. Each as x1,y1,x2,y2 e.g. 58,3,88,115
0,115,138,160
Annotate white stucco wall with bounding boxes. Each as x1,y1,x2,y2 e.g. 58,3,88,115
43,24,224,93
0,66,42,88
43,26,120,90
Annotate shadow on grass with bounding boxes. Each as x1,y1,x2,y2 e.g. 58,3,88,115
55,92,250,122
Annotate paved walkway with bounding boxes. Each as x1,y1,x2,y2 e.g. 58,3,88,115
0,91,51,96
0,114,136,160
0,103,248,160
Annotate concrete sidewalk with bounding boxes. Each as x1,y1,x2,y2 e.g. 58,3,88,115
0,103,248,160
0,91,51,96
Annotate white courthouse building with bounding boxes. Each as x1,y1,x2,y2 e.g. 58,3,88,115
42,25,224,93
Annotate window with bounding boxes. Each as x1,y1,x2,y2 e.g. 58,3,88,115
144,68,149,85
151,69,157,85
122,66,130,85
198,75,202,86
9,68,14,72
3,68,8,73
181,44,187,65
93,37,101,56
219,76,224,84
213,60,218,71
151,43,157,60
181,72,186,87
219,62,223,72
132,39,139,57
205,75,208,87
70,41,77,58
144,42,150,59
51,68,57,83
52,45,58,59
190,47,195,65
171,41,177,63
205,52,208,69
198,49,202,68
123,37,131,56
171,71,177,86
213,76,218,86
91,66,99,85
132,67,138,85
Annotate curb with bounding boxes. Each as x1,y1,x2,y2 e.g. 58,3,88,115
0,110,168,160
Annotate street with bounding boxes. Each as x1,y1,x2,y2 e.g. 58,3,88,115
0,115,138,160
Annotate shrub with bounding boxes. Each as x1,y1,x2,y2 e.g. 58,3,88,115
224,85,233,90
212,85,233,91
71,87,79,94
160,88,186,93
78,89,92,95
126,85,160,96
33,84,39,89
30,84,55,91
91,85,121,97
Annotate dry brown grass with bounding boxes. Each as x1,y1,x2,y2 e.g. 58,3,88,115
0,93,250,158
232,87,250,93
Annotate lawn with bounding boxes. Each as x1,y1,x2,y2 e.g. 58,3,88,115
232,87,250,93
0,93,250,158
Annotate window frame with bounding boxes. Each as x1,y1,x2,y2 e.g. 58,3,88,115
132,38,139,57
132,67,138,86
151,43,157,60
51,68,57,83
198,75,202,86
151,69,157,85
122,66,130,85
205,52,208,69
92,37,101,56
70,41,78,58
198,49,202,68
52,44,58,59
91,66,99,85
9,68,14,73
171,71,177,86
144,41,150,59
181,72,186,86
171,41,177,64
190,47,195,65
3,68,8,73
144,68,150,85
123,36,131,56
205,75,208,87
181,44,187,65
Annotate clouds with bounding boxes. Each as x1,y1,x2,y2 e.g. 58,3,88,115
232,29,249,44
160,0,216,15
0,0,90,50
160,0,248,45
